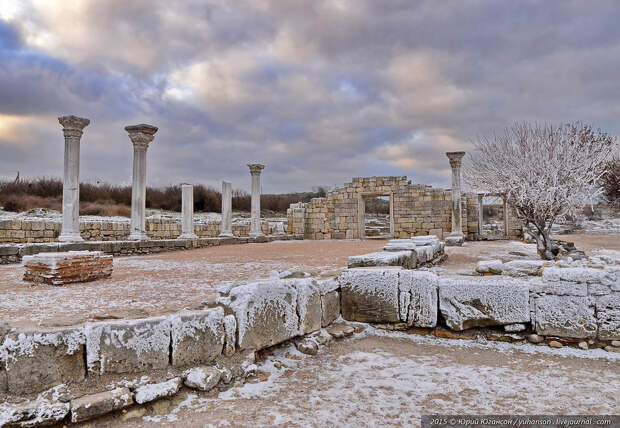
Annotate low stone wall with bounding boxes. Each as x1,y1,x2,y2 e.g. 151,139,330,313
1,262,617,425
0,234,303,265
0,217,279,244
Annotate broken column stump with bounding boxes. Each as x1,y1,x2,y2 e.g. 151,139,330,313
23,251,113,285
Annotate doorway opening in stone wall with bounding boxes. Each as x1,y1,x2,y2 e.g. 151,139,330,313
478,194,508,240
361,194,393,239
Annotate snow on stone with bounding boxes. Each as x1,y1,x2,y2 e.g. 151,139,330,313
134,377,182,404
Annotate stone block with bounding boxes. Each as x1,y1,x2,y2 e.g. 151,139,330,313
296,279,322,334
134,377,182,404
3,327,85,394
399,270,438,328
596,293,620,341
217,280,300,350
438,278,530,330
22,251,113,285
476,260,503,275
347,251,414,269
502,260,545,277
339,269,400,323
85,317,171,375
542,267,615,285
184,366,221,391
169,308,224,367
70,387,133,423
0,400,70,426
534,295,597,338
383,240,417,252
321,290,340,327
530,280,587,297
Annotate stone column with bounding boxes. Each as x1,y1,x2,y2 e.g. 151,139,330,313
125,124,158,240
219,181,233,237
247,164,265,237
478,194,484,236
445,151,465,246
179,183,197,239
58,115,90,242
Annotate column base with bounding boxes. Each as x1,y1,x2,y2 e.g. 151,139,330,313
218,232,234,238
445,234,464,246
249,232,265,238
58,233,84,243
178,233,198,240
128,232,150,241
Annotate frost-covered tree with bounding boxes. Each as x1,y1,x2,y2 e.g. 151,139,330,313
464,122,616,260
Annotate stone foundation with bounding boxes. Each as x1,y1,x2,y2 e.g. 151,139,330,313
23,251,112,285
0,259,617,426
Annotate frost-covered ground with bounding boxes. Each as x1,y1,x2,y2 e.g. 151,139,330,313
0,240,385,326
88,328,620,428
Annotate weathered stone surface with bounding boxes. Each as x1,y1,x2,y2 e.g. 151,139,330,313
22,251,112,285
438,278,530,330
2,327,85,394
445,235,464,246
476,260,503,275
383,240,417,252
134,377,182,404
399,270,438,328
530,280,587,297
0,400,70,427
543,267,616,285
321,290,340,327
534,295,597,338
504,323,526,332
169,308,224,367
339,269,400,323
295,338,319,355
411,235,440,246
347,251,414,269
502,260,545,277
296,280,322,334
70,387,132,423
184,366,221,391
223,315,237,357
85,317,171,375
217,280,300,350
596,293,620,340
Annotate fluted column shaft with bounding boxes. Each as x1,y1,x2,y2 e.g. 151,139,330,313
247,164,265,237
219,181,233,237
179,183,197,239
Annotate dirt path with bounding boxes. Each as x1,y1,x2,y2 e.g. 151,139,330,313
83,330,620,428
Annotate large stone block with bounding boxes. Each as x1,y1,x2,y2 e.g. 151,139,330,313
85,317,171,375
339,269,400,323
169,308,224,367
596,292,620,341
296,280,322,334
439,279,530,330
218,280,301,351
399,270,438,328
2,327,85,394
534,295,597,338
347,251,414,269
0,400,70,426
70,387,133,423
542,267,616,286
321,291,341,327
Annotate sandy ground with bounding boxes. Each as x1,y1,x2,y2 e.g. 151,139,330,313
2,235,618,327
80,328,620,428
0,240,387,327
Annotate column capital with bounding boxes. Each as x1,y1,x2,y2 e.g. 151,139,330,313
247,163,265,175
446,151,465,169
58,115,90,138
125,124,158,149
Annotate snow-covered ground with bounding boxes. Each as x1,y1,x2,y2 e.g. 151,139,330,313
90,327,619,427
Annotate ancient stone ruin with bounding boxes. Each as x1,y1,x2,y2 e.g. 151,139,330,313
22,251,112,285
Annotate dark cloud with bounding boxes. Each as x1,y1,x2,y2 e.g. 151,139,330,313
0,0,619,192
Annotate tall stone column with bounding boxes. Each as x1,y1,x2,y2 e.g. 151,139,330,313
445,151,465,246
219,181,233,237
179,183,197,239
125,124,158,240
58,115,90,242
247,164,265,237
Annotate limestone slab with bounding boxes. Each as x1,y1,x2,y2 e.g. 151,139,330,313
134,377,182,404
399,270,438,328
534,295,597,338
347,251,414,269
169,308,224,367
321,290,341,327
438,278,530,330
296,279,322,334
339,269,400,323
85,317,171,375
596,292,620,341
2,327,85,394
70,387,132,423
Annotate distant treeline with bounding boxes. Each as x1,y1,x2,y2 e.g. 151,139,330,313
0,177,329,216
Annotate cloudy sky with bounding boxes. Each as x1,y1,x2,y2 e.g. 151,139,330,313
1,0,619,193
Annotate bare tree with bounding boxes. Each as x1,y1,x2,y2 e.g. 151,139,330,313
464,122,616,260
601,155,620,206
